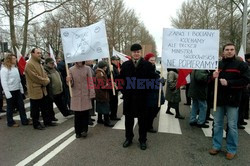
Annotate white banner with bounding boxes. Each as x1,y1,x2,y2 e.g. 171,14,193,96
112,48,129,62
162,29,220,70
61,20,109,63
49,45,57,66
238,44,245,61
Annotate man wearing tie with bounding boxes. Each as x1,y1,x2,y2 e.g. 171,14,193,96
119,44,158,150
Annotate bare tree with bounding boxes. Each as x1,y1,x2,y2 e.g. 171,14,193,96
171,0,249,51
0,0,71,55
39,0,157,57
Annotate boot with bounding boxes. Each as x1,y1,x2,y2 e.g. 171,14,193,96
175,108,185,119
97,113,104,124
104,114,114,127
166,107,174,115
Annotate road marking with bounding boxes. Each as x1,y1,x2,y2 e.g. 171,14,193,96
118,94,123,105
0,112,6,117
24,102,30,108
34,134,76,166
112,115,138,130
0,101,30,117
89,113,98,127
201,115,226,138
55,113,74,124
16,127,74,166
158,102,182,134
13,103,61,121
113,93,140,130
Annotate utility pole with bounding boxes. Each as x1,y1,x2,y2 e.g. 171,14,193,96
242,0,248,52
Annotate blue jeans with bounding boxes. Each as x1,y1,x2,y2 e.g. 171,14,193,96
189,99,207,124
212,106,238,154
6,90,28,126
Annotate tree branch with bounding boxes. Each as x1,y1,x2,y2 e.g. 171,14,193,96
27,0,71,23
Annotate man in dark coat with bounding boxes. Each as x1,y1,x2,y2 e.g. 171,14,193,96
188,70,211,128
120,43,157,150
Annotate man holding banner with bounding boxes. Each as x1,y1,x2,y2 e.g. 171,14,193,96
209,43,250,160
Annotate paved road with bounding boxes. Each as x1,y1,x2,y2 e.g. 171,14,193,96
0,90,249,166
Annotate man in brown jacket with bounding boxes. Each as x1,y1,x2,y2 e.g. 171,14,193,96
25,48,56,130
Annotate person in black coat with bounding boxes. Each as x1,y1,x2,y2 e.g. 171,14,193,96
119,44,158,150
144,53,165,133
243,53,250,120
57,59,72,110
109,56,121,120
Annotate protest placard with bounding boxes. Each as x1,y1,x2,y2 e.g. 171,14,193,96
162,29,220,70
60,19,109,63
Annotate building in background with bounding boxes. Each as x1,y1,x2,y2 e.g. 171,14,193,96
0,27,10,59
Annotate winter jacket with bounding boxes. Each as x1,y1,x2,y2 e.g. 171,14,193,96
165,70,181,103
25,57,50,99
44,65,63,100
95,68,110,102
69,64,95,111
120,58,158,117
146,68,165,108
188,70,210,100
216,57,250,107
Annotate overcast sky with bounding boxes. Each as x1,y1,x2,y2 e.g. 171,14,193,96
124,0,187,56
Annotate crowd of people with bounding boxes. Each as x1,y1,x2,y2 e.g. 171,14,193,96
0,43,249,160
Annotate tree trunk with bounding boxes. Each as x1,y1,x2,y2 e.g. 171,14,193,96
230,0,235,43
9,0,17,54
21,0,29,56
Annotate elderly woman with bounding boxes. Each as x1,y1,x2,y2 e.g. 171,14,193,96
144,53,165,133
95,60,114,127
67,61,95,138
1,53,31,127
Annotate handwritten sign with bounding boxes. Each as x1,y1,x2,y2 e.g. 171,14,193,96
162,29,220,70
61,20,109,63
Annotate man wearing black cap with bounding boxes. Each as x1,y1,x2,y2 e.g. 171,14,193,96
120,43,158,150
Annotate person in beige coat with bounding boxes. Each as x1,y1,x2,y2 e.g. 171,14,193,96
25,48,56,130
67,61,95,138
